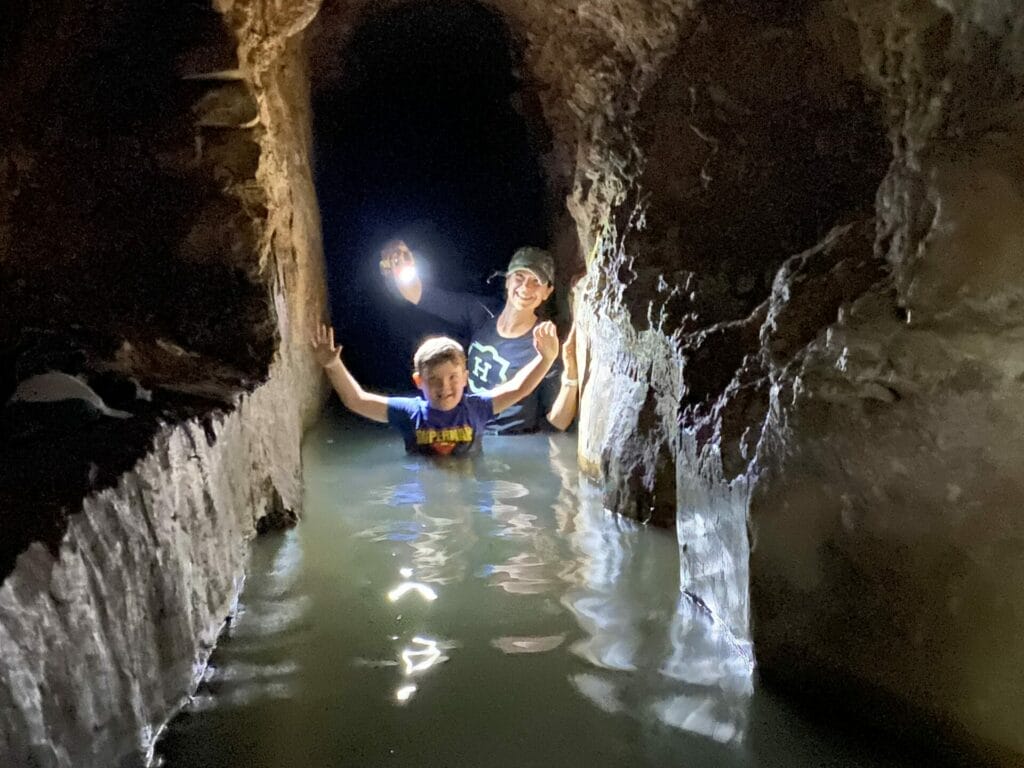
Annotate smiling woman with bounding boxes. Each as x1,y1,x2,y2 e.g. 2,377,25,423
381,241,579,434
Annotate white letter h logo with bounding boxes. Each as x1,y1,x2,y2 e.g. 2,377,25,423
472,359,493,381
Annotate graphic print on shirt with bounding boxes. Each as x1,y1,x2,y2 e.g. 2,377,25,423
467,341,511,393
415,425,474,455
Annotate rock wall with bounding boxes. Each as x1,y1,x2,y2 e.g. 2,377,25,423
0,377,304,768
572,0,890,620
749,3,1024,761
0,2,326,766
565,0,1024,762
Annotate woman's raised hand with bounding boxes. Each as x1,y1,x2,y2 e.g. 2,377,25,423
380,240,415,274
532,321,559,362
379,240,423,303
310,323,342,369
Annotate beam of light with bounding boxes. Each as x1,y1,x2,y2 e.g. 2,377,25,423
401,636,442,675
395,684,417,703
387,581,438,603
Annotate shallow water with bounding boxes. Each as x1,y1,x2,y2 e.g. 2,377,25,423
157,413,918,768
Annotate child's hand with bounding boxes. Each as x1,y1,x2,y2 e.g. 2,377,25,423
311,323,342,369
561,322,578,379
533,321,559,362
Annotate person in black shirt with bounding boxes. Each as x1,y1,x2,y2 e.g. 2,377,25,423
380,240,578,434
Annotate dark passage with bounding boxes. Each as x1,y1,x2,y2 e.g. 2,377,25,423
312,0,550,390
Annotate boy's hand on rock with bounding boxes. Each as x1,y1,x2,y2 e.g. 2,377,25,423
533,321,559,362
311,323,342,369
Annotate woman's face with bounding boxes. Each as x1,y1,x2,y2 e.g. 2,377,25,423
505,270,553,313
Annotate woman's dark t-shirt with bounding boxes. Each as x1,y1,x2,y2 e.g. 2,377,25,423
416,286,561,434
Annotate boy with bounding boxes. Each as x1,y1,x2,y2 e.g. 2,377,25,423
311,322,559,456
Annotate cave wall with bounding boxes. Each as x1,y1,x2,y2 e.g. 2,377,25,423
562,0,1024,762
749,3,1024,760
566,0,892,624
0,2,326,766
1,3,272,385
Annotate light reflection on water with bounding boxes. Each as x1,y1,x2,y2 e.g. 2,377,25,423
156,416,914,768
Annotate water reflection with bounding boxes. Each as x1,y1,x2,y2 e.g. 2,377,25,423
177,530,307,716
551,439,753,745
161,426,879,768
491,634,567,654
352,435,754,742
387,581,438,603
653,596,753,745
394,683,417,703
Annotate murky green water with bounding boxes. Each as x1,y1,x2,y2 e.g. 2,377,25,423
157,413,918,768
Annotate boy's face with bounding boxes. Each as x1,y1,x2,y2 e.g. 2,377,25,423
414,359,469,411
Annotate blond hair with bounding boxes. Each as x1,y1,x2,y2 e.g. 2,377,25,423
413,336,466,376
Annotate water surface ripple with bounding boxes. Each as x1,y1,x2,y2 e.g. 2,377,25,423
157,416,916,767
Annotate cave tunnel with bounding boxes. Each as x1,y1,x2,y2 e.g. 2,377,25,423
310,0,556,389
3,0,1024,766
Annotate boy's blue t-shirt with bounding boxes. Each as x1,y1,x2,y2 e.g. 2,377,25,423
386,394,494,456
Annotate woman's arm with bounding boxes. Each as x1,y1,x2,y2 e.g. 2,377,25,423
417,286,498,331
546,323,579,431
381,241,496,329
489,322,559,414
311,324,389,423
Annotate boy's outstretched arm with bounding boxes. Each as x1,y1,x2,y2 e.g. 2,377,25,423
311,323,389,423
489,322,560,415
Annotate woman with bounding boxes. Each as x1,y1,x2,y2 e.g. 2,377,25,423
381,239,578,434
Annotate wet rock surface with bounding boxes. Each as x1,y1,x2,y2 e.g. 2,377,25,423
1,1,325,765
558,0,1024,762
0,385,231,583
0,373,304,768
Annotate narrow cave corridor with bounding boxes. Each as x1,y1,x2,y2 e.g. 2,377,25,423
310,0,553,389
3,1,1024,767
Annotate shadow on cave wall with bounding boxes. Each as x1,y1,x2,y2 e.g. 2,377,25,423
632,1,890,335
0,1,275,401
0,0,277,580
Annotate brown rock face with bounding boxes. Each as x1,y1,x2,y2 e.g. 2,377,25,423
1,3,273,377
563,0,1024,763
1,2,325,766
747,3,1024,761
